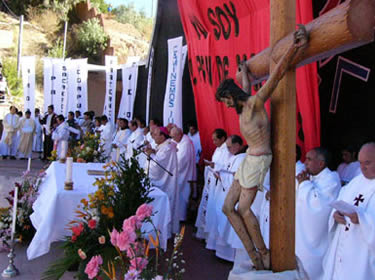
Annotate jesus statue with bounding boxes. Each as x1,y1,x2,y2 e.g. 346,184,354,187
216,24,309,270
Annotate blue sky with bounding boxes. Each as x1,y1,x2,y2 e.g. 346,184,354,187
106,0,157,17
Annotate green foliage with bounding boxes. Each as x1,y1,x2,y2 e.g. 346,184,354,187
75,18,108,59
2,58,23,97
51,0,81,21
90,0,109,14
47,38,64,58
113,3,153,36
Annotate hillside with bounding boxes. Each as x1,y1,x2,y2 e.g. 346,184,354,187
0,7,151,110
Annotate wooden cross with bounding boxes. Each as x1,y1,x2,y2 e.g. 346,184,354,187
236,0,374,272
354,194,365,206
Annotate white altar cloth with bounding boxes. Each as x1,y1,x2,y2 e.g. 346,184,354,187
27,162,171,260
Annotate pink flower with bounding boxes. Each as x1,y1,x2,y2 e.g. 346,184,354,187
98,235,105,244
72,223,84,237
129,257,148,271
124,269,140,280
84,255,103,279
78,249,87,260
71,235,77,242
123,216,142,231
88,219,97,229
117,229,136,251
110,228,119,247
80,144,85,150
136,204,153,221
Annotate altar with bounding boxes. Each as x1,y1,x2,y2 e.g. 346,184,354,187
27,162,171,260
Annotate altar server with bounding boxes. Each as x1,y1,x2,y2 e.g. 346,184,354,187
33,108,43,157
99,115,114,160
145,126,179,233
170,126,196,221
296,147,341,280
125,120,144,160
0,106,19,159
111,118,131,162
18,110,36,158
337,145,361,185
52,115,69,159
321,142,375,280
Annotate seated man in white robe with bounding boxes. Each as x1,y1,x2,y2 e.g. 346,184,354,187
99,115,114,160
52,115,69,160
145,126,179,233
170,126,196,222
18,110,36,159
32,108,43,159
0,106,19,159
195,128,229,239
125,120,145,162
321,142,375,280
111,118,131,162
295,147,341,280
337,145,361,185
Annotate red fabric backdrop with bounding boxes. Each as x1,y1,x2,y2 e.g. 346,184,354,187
178,0,320,161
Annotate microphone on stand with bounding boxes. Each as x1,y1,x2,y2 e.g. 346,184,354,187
136,142,148,150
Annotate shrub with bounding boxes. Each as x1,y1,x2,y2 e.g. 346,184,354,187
75,18,108,59
47,38,64,58
90,0,109,14
2,57,23,98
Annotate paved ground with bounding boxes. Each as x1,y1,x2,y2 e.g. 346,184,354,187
0,157,233,279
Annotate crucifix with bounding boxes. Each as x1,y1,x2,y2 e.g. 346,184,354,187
235,0,374,272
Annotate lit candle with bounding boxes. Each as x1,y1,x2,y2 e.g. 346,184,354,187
66,157,73,183
11,186,19,241
27,157,31,171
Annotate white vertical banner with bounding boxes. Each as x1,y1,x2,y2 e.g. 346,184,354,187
163,36,187,128
118,65,138,121
103,56,118,124
68,59,88,114
53,59,69,116
43,58,54,114
21,56,36,117
146,47,154,125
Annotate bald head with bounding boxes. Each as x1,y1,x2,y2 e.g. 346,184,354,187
170,127,183,143
359,142,375,179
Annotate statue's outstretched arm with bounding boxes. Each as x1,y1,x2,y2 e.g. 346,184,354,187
256,24,309,103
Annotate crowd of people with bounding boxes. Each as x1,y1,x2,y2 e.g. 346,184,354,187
1,101,374,279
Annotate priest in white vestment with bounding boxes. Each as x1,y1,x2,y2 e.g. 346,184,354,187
205,135,245,261
321,142,375,280
52,115,69,159
99,115,114,160
0,106,19,159
170,127,196,221
33,108,43,157
145,126,179,233
125,120,145,163
18,110,36,158
195,128,229,239
337,146,361,185
111,118,131,162
296,147,341,280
